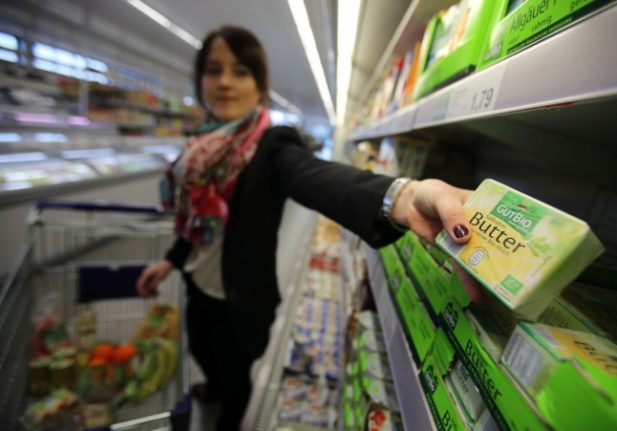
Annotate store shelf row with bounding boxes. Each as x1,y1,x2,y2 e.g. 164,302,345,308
350,4,617,142
0,140,182,207
363,242,436,431
0,58,200,136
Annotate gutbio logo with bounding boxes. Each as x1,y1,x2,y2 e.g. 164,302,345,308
490,191,545,238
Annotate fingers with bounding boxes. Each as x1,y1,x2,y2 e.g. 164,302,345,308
136,268,159,297
452,263,484,303
433,189,472,244
406,205,443,245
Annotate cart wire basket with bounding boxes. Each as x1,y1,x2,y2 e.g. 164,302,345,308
0,199,191,431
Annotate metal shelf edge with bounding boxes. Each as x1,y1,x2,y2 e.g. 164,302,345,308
350,4,617,140
363,243,437,431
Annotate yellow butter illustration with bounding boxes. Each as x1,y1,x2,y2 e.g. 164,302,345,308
436,179,604,319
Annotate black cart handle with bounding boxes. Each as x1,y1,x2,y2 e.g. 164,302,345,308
35,199,168,215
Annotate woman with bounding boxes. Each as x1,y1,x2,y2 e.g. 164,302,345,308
136,25,478,430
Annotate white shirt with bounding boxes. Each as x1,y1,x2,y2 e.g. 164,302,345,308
183,228,226,300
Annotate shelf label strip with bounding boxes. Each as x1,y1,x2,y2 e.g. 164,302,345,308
446,63,507,121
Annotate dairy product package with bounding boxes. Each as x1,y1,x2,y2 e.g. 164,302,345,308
367,409,403,431
436,179,604,319
502,323,617,430
446,360,486,423
362,377,400,412
561,282,617,338
359,350,393,381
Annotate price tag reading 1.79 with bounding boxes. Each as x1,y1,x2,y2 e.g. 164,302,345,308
446,62,506,120
471,87,494,112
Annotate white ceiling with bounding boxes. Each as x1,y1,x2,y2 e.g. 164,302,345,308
0,0,413,123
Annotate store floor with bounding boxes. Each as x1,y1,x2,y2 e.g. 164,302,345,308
189,200,317,430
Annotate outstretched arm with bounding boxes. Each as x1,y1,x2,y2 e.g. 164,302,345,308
391,179,483,302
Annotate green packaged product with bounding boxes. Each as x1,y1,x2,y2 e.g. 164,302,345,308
441,299,548,430
394,275,436,363
28,356,52,396
421,354,467,431
503,323,617,430
359,329,386,353
447,360,486,423
50,358,76,389
359,350,392,381
561,282,617,338
414,0,499,99
480,0,615,69
361,377,400,412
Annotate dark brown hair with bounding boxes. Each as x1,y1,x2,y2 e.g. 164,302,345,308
194,25,269,108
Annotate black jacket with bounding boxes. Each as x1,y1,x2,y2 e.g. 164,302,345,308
165,126,402,358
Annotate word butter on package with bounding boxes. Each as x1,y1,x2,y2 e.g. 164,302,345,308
436,179,604,319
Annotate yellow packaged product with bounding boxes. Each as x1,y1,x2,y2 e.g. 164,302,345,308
436,179,604,319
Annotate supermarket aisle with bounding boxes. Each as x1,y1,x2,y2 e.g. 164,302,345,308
189,200,317,430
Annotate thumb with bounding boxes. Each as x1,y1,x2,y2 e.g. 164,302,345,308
136,269,156,295
434,190,472,243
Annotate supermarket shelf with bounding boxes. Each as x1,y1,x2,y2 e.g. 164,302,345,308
0,168,164,208
0,106,115,131
244,212,317,431
89,98,198,118
363,243,437,431
350,4,617,140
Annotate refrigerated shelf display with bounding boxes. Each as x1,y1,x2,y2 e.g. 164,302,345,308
0,153,97,191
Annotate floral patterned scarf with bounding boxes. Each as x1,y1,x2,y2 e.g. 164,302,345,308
161,106,270,245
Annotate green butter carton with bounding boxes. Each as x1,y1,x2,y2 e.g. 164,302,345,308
379,244,406,294
503,323,617,430
561,282,617,338
414,0,499,99
442,299,548,430
394,275,437,363
480,0,615,69
420,331,467,431
436,179,604,319
399,231,471,313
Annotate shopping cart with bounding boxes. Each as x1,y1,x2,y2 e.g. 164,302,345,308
0,199,190,431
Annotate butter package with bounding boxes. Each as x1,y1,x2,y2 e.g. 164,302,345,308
413,0,498,99
502,323,617,430
479,0,614,69
394,276,437,364
561,282,617,338
446,360,486,424
420,354,467,431
441,299,549,430
436,179,604,319
478,283,611,338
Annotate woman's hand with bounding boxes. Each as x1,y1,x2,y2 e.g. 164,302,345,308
136,260,172,297
391,179,483,302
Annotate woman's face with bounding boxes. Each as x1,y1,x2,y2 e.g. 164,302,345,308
202,36,261,121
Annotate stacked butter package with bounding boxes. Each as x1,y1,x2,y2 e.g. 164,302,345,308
435,179,616,430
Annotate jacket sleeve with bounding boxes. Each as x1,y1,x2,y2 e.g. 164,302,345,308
164,236,192,269
271,128,404,248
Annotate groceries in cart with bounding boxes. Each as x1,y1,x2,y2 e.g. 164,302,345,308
2,200,188,431
22,300,180,430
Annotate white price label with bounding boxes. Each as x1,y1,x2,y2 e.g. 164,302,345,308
392,111,412,134
415,92,451,126
447,63,506,119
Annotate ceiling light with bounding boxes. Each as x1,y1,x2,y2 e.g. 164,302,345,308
269,90,302,116
61,148,117,159
337,0,362,125
0,152,47,164
124,0,202,49
14,113,59,124
35,133,67,143
0,133,21,143
287,0,336,124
